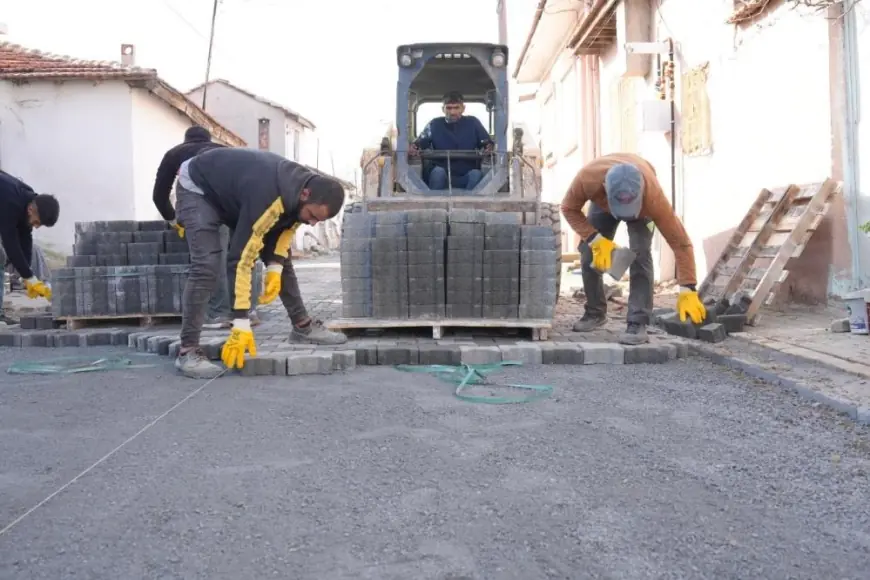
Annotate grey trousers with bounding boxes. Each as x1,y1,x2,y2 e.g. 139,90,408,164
176,185,308,348
205,225,237,320
579,203,654,326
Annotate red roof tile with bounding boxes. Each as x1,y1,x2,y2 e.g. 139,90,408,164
0,41,157,80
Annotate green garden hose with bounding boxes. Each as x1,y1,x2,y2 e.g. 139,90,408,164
395,361,553,404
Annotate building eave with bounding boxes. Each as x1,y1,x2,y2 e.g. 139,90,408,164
513,0,584,84
187,79,317,131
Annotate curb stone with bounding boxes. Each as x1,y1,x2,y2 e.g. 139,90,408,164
0,325,692,376
690,343,870,426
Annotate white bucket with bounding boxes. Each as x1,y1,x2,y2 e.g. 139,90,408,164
844,290,870,335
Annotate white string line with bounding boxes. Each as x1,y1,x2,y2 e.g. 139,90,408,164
0,371,225,539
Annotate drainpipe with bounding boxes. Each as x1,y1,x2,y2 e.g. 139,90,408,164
668,38,677,212
843,0,862,289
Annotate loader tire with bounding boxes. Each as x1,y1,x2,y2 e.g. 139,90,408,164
538,202,563,304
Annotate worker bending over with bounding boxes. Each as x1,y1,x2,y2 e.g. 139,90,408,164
0,171,59,324
561,153,706,345
173,148,348,379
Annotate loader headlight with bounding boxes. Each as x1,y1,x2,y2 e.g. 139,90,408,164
491,50,506,68
399,53,414,67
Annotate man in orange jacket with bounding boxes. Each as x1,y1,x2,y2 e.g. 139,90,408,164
560,153,706,345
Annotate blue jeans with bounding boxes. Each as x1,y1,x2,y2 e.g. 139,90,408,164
427,166,485,191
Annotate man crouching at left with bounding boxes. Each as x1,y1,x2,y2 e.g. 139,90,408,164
172,147,347,379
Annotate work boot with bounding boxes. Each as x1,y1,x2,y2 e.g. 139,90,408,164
0,312,19,326
618,322,649,345
174,347,224,379
290,318,348,345
203,316,232,330
572,314,607,333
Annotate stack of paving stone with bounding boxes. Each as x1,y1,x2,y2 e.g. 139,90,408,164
445,210,485,318
339,208,560,322
406,209,447,319
371,212,409,319
52,220,263,319
518,225,559,320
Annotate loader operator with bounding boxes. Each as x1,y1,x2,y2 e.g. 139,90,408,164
410,91,493,191
561,153,706,346
172,148,348,379
0,171,59,325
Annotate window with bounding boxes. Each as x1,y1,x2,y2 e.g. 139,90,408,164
608,78,638,154
258,118,270,151
542,93,556,163
681,63,712,156
293,129,301,161
558,62,579,155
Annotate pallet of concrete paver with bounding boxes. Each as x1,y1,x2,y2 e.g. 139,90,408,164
58,313,183,331
324,316,553,341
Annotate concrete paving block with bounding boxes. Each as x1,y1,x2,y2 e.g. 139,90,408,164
498,343,542,365
136,334,151,351
661,342,678,361
698,323,727,343
719,314,747,334
623,344,669,364
578,342,625,365
110,329,131,346
127,332,147,349
459,345,501,365
203,338,227,361
830,318,851,333
241,354,285,376
332,350,357,371
377,344,413,365
537,343,558,364
52,332,82,348
547,343,583,364
19,332,49,347
168,340,181,359
0,332,21,347
80,331,113,347
286,353,334,376
417,344,461,366
353,342,379,365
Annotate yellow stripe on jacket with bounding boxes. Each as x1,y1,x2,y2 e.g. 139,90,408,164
234,198,285,312
274,223,300,259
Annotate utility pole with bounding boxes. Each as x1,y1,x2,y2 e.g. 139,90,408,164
496,0,508,45
201,0,220,110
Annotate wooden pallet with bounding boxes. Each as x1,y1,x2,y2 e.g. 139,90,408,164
326,318,553,341
58,313,182,331
698,179,839,324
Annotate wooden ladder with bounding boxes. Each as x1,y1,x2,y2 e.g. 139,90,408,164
698,179,839,324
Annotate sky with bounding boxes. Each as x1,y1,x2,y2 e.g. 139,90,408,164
0,0,538,182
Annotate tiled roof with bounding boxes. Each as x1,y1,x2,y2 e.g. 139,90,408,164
187,78,317,130
0,41,246,147
0,41,157,80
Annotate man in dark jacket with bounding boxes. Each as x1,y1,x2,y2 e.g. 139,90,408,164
173,148,347,378
151,126,245,328
409,92,493,191
0,171,59,323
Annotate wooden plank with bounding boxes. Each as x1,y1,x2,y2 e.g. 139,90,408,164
744,179,838,322
325,317,553,341
59,313,181,331
698,187,773,298
365,198,538,212
713,185,800,302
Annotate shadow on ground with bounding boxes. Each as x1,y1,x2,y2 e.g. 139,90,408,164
1,347,869,579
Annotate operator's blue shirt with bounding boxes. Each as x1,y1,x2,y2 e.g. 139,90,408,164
415,116,492,176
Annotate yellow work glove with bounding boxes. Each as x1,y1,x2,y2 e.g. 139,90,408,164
677,287,707,324
588,234,617,272
24,277,52,300
221,318,257,370
170,219,185,239
258,264,283,305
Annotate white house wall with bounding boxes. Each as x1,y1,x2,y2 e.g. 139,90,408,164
0,79,134,254
188,83,287,155
130,88,195,222
597,0,835,291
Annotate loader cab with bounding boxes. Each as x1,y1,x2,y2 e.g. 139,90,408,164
394,43,510,197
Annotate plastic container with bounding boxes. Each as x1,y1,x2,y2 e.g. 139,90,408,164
843,289,870,335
